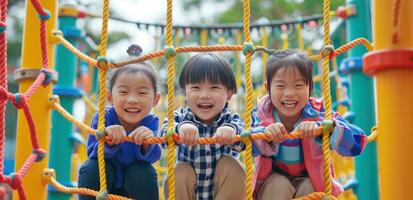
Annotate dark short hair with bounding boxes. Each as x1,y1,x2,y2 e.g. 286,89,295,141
179,53,237,93
107,62,158,94
266,49,313,95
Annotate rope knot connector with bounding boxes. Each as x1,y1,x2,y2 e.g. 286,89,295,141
96,190,109,200
9,173,23,190
48,95,60,105
241,130,252,143
96,129,106,141
38,9,51,21
322,119,334,134
164,46,177,59
165,130,176,143
52,30,63,36
321,45,335,58
40,68,55,87
33,148,47,162
12,93,27,109
96,56,109,70
242,42,255,56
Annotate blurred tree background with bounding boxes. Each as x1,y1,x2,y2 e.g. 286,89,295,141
5,0,346,65
183,0,345,23
6,0,346,64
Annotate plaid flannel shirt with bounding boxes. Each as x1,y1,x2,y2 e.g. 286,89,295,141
160,106,245,200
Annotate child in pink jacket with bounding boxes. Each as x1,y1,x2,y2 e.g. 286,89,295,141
251,49,367,200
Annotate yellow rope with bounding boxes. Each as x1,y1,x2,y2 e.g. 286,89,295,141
54,96,378,146
96,0,111,194
82,95,98,112
53,33,96,66
48,3,375,199
321,0,333,198
242,1,254,199
43,169,131,200
51,102,96,134
55,32,372,68
46,104,382,146
165,0,176,200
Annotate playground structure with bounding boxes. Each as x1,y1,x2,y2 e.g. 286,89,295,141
0,0,411,200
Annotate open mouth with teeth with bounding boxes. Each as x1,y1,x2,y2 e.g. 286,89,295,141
282,100,297,108
198,103,213,110
125,108,141,113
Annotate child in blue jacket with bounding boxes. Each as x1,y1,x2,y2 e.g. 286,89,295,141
78,57,161,199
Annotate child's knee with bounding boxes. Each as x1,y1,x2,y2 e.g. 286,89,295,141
124,162,158,200
259,173,295,198
77,159,101,190
216,156,245,178
164,162,196,199
78,159,99,180
125,161,157,183
295,178,314,197
174,162,196,185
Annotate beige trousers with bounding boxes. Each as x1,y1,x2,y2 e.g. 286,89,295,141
164,155,246,200
257,172,314,200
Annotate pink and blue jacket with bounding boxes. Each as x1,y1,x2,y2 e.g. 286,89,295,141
251,95,367,198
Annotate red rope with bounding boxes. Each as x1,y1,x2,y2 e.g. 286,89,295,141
24,72,45,99
2,173,26,199
22,103,41,149
17,187,26,200
0,1,47,199
17,154,37,176
29,0,47,16
7,93,41,149
40,20,49,68
0,0,8,177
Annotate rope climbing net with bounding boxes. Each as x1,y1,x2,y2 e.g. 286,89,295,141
0,0,380,200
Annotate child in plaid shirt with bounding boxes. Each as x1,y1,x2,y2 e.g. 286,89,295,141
161,53,246,200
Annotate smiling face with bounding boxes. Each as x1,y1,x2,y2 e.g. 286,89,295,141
267,66,310,124
107,71,160,131
185,81,232,124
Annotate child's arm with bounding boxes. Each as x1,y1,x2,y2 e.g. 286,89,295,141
250,108,280,157
86,113,121,159
224,112,246,152
133,115,161,164
329,112,367,156
314,112,367,156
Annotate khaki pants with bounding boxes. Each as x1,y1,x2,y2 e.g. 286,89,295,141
164,155,246,200
257,172,314,200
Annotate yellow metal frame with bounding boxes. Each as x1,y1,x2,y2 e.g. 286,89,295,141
371,0,413,199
